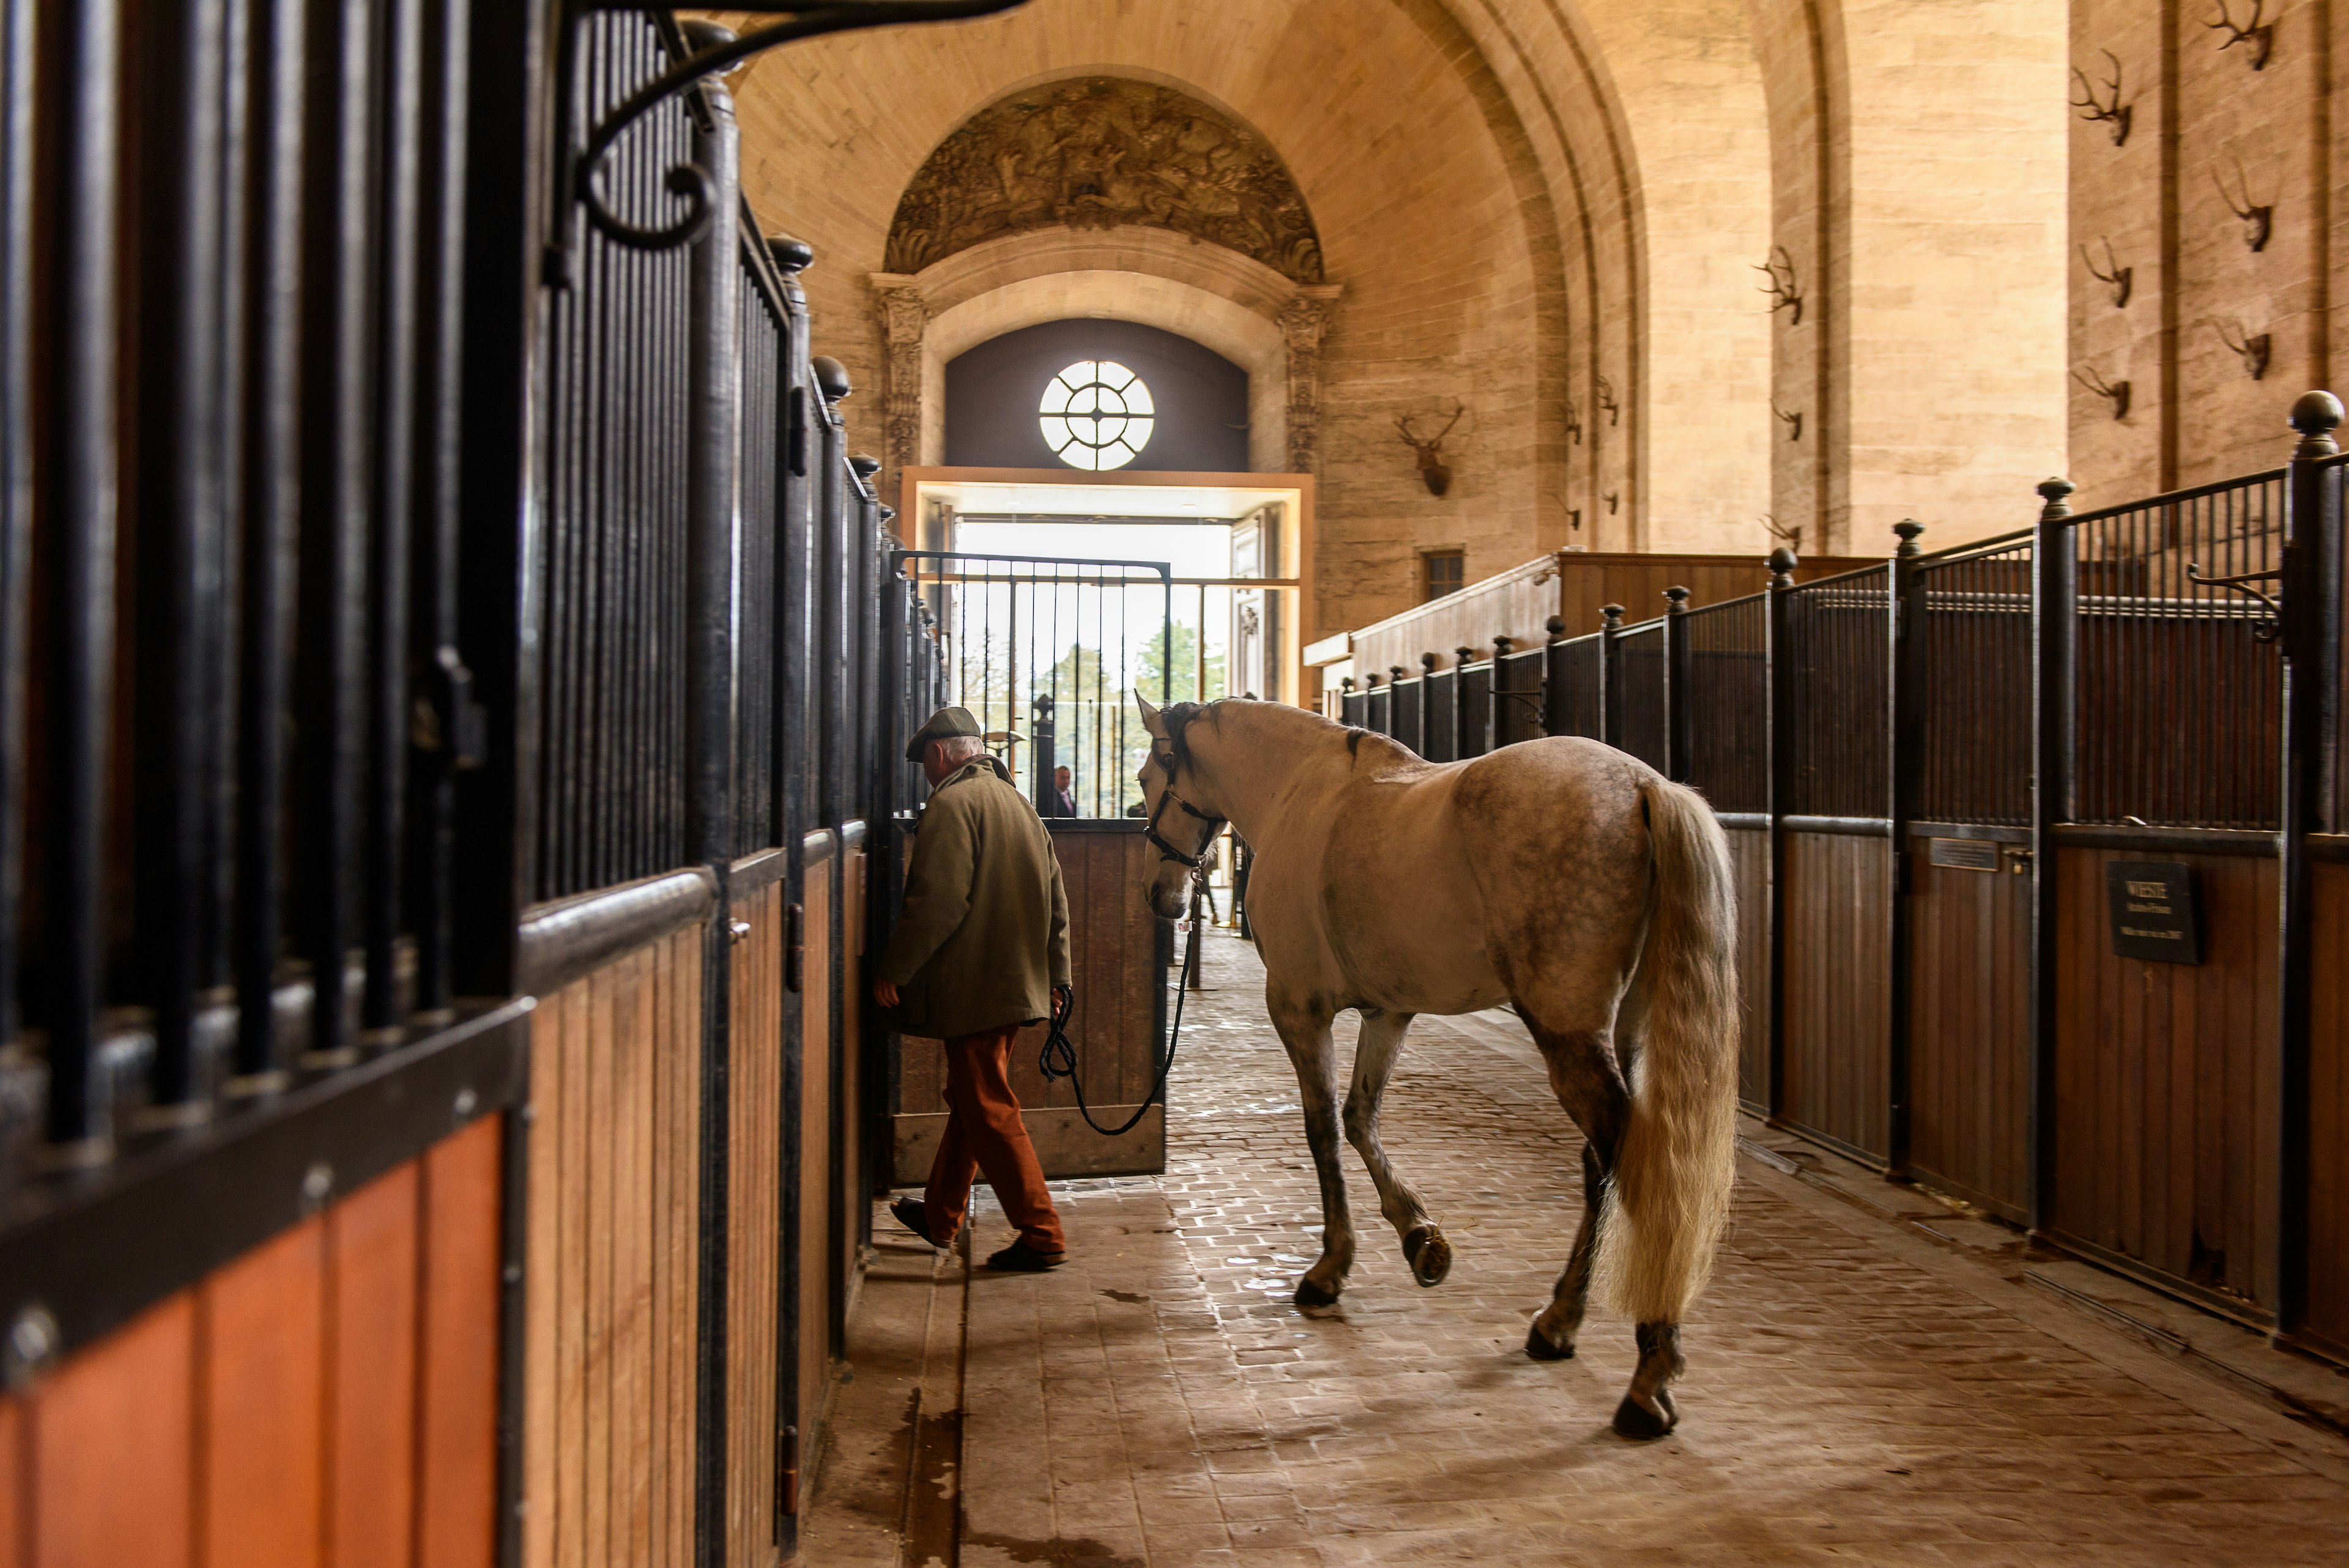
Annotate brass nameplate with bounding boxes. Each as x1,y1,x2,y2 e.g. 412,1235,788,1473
2106,860,2200,965
1928,837,2001,872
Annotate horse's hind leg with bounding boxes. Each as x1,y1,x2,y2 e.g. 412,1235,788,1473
1520,1022,1630,1366
1266,985,1353,1307
1342,1010,1449,1287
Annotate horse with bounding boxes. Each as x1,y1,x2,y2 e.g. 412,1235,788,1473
1132,695,1739,1438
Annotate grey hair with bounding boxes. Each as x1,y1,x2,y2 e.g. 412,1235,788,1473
933,734,986,765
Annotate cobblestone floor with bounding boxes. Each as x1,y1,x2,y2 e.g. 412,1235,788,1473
817,931,2349,1567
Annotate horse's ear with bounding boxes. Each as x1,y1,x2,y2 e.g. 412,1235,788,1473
1137,696,1167,738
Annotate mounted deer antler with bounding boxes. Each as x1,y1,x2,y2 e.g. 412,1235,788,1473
2073,363,2131,420
1753,245,1803,325
2206,0,2273,69
2213,157,2273,251
2069,48,2132,146
1563,397,1583,447
1595,374,1620,427
2080,237,2132,308
2214,319,2272,381
1396,400,1467,496
1771,401,1803,442
1761,513,1802,556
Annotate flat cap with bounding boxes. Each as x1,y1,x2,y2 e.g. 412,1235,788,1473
904,704,982,762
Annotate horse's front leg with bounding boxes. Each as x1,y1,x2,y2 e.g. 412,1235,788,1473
1342,1009,1450,1287
1266,986,1351,1307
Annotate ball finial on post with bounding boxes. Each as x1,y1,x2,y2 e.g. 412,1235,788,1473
1766,546,1797,588
1892,519,1924,559
2036,476,2076,522
2290,389,2343,459
1545,614,1567,641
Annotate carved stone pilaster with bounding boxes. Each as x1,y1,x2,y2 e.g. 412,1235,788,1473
871,272,929,487
1278,284,1342,475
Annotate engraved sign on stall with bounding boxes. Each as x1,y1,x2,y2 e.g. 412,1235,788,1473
2105,860,2199,964
1929,837,2002,872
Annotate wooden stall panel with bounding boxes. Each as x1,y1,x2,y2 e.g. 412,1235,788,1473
1779,831,1893,1164
725,875,785,1566
1905,834,2030,1219
2052,847,2278,1317
2308,858,2349,1354
842,839,867,1295
798,844,836,1472
0,1114,504,1568
891,826,1167,1182
1726,828,1770,1111
522,926,703,1568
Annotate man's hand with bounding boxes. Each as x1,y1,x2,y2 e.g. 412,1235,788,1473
1052,984,1072,1013
874,979,900,1008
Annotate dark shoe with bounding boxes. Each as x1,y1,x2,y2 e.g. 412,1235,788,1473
984,1238,1066,1273
890,1197,940,1247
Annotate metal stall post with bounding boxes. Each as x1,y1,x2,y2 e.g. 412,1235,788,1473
2276,392,2343,1337
685,59,744,1563
1490,636,1513,746
1662,587,1692,783
1885,521,1928,1177
1454,647,1478,759
2028,478,2077,1238
1542,615,1568,737
1764,549,1798,1120
1599,604,1627,751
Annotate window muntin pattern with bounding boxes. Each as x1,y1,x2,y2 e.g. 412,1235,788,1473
1041,360,1156,470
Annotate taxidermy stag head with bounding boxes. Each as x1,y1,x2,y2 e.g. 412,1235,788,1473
1396,401,1466,497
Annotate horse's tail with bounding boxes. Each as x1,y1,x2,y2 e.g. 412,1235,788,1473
1597,776,1740,1323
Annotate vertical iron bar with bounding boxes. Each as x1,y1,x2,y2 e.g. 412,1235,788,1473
1885,521,1927,1175
0,0,30,1057
685,49,740,1567
2275,393,2342,1334
1663,587,1692,782
40,0,125,1147
132,0,232,1112
1598,604,1625,750
2028,477,2077,1236
1764,551,1795,1120
363,0,426,1036
1542,617,1567,737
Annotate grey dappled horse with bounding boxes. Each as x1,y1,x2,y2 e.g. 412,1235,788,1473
1134,696,1739,1438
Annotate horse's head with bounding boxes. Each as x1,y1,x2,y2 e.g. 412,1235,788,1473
1135,696,1225,921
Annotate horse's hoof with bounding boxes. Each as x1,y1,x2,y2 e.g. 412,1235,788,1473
1611,1389,1679,1440
1524,1322,1575,1362
1401,1227,1452,1288
1293,1276,1340,1309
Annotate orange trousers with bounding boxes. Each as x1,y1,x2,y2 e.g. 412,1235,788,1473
923,1023,1066,1254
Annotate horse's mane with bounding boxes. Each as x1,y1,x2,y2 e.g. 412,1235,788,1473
1167,697,1401,772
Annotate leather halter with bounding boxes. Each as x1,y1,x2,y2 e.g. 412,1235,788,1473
1143,744,1223,871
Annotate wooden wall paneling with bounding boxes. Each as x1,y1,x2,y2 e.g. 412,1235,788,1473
522,931,703,1568
2052,847,2280,1316
32,1294,198,1567
726,879,783,1564
198,1223,323,1568
659,926,703,1568
1726,828,1770,1110
1778,831,1891,1163
798,850,834,1461
0,1392,18,1568
1904,838,2030,1217
2306,860,2349,1350
416,1116,506,1568
325,1165,420,1568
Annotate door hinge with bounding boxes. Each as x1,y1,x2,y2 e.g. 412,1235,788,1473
785,902,805,992
779,1424,801,1517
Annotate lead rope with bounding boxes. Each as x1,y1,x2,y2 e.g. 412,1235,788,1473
1041,869,1204,1137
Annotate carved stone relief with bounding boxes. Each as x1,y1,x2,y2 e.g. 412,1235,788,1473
872,275,929,481
885,77,1324,284
1278,286,1341,475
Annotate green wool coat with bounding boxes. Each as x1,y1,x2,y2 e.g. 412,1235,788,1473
877,756,1072,1039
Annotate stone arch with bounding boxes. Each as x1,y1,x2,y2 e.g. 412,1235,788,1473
870,225,1337,484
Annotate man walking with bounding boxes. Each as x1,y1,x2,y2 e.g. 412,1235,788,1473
875,706,1073,1271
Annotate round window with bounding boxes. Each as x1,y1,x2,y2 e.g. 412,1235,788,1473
1039,360,1155,471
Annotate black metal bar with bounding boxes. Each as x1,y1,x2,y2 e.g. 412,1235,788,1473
1764,551,1797,1121
2275,392,2342,1336
1885,521,1927,1176
683,53,740,1567
40,0,125,1149
1662,587,1691,782
0,0,28,1058
1599,604,1625,750
2028,477,2077,1236
1542,617,1567,737
131,0,233,1115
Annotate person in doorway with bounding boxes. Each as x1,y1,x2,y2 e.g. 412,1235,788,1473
875,705,1073,1271
1044,764,1078,819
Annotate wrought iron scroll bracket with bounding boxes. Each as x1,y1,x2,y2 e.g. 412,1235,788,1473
555,1,1030,270
2186,561,2284,643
